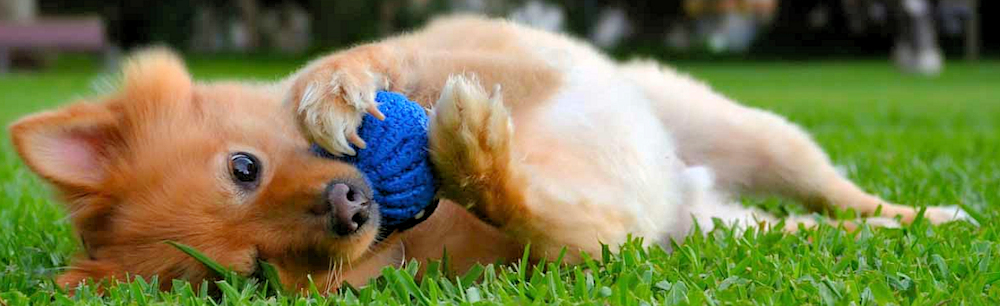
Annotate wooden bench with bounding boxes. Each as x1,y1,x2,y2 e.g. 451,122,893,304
0,16,110,73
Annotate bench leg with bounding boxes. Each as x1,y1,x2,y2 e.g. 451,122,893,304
966,0,980,61
0,48,9,74
102,45,122,72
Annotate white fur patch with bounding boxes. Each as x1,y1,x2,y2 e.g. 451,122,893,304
517,56,690,246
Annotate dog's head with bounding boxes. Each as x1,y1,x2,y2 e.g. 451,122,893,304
9,50,392,291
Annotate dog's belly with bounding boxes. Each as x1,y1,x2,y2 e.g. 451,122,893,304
510,59,692,247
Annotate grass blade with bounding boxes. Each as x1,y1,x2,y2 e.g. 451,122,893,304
257,259,286,295
165,240,232,277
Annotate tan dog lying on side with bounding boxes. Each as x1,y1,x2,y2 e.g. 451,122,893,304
10,15,971,292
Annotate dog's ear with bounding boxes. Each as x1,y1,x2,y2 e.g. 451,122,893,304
8,48,190,196
10,48,193,292
119,48,191,108
9,102,124,195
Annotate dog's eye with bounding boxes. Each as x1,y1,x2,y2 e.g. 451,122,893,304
230,152,260,186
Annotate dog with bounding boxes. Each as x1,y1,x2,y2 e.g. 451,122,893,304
10,15,972,292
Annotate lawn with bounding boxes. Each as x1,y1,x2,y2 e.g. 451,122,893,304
1,56,998,305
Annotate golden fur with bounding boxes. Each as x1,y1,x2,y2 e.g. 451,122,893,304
10,15,972,292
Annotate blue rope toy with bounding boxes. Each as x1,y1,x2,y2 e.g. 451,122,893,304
311,91,438,232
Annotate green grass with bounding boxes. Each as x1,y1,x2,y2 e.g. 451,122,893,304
1,57,998,305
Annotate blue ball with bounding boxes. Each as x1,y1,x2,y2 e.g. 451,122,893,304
311,91,438,231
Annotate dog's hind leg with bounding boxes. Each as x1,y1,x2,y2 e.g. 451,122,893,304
430,75,589,261
621,60,972,225
429,75,525,228
677,166,901,238
429,75,600,261
429,74,687,262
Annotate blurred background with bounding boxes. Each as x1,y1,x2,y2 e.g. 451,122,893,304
0,0,993,76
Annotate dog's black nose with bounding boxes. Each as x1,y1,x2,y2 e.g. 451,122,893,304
325,182,370,235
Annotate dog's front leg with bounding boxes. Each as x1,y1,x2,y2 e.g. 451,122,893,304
284,44,410,157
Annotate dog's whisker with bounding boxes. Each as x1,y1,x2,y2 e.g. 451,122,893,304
323,257,337,293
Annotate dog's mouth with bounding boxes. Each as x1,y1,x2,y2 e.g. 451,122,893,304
167,202,394,290
246,248,272,282
375,222,394,243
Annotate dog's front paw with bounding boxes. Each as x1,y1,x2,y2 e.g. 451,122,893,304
289,64,387,156
924,205,978,226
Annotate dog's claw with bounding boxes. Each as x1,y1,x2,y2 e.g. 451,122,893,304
291,63,384,157
367,105,386,121
348,133,367,149
330,128,356,156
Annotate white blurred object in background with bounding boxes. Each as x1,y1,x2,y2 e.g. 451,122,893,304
509,0,565,33
680,0,778,53
590,6,631,49
260,2,312,54
893,0,943,75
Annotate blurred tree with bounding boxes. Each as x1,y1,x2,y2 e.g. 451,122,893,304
23,0,996,57
306,0,382,49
